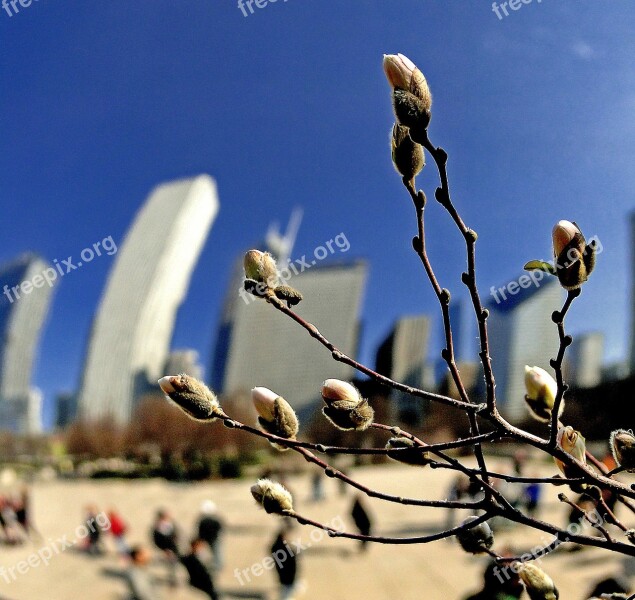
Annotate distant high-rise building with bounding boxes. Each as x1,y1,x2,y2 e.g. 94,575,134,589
55,391,77,429
0,254,56,433
164,349,204,381
375,315,432,423
212,217,366,418
487,275,562,421
78,175,219,423
566,332,604,389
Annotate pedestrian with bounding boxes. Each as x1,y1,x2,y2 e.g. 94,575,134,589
151,509,180,587
108,507,130,556
126,546,162,600
351,495,372,552
14,486,41,541
270,525,299,600
180,538,220,600
84,505,104,555
197,500,224,572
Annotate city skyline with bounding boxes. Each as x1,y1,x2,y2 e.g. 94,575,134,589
1,2,633,428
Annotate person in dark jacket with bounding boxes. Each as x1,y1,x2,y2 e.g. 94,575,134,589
197,500,224,572
151,509,179,587
351,495,372,552
270,527,298,600
180,538,219,600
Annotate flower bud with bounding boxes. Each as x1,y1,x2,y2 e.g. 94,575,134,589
251,387,299,443
274,284,303,307
552,220,596,290
158,374,220,421
385,437,431,467
610,429,635,472
391,123,424,182
524,365,562,423
554,426,586,480
516,562,559,600
383,53,432,135
321,379,374,431
250,479,294,515
456,516,494,554
243,250,279,288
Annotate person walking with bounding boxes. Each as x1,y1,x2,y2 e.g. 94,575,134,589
180,538,220,600
126,546,162,600
151,509,180,587
351,495,372,552
270,526,299,600
197,500,224,572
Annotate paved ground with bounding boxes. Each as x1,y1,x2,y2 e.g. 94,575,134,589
0,461,634,599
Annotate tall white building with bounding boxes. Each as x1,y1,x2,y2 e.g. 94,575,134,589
0,254,56,433
487,275,562,422
566,332,604,389
78,175,218,423
212,218,366,418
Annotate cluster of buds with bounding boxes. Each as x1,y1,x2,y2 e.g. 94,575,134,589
243,250,303,306
516,562,559,600
385,436,432,467
250,479,294,515
610,429,635,472
252,387,299,449
456,516,494,554
524,220,596,290
158,374,221,421
320,379,374,431
384,53,430,182
524,365,563,423
554,426,587,484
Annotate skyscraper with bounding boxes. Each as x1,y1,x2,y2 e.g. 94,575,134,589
78,175,219,423
0,254,56,433
375,315,433,424
487,275,562,421
212,218,366,418
566,332,604,389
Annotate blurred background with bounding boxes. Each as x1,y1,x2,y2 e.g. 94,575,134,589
0,1,634,598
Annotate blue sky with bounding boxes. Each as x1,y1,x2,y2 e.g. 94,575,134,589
1,1,634,428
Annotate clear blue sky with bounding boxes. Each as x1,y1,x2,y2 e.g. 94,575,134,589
1,1,633,428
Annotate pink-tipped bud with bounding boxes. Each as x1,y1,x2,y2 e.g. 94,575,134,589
321,379,373,431
552,220,580,258
158,374,220,421
251,387,299,444
251,387,279,422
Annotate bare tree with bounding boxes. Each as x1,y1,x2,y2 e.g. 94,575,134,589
159,53,634,599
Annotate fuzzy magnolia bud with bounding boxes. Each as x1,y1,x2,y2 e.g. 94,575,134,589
391,123,424,182
321,379,374,431
252,387,299,443
250,479,293,515
554,426,586,480
274,284,303,307
524,365,562,423
610,429,635,472
516,562,559,600
456,516,494,554
158,374,220,421
243,250,279,288
552,220,596,290
385,437,431,466
383,53,432,136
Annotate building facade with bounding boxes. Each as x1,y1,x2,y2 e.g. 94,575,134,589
78,175,218,423
0,254,56,433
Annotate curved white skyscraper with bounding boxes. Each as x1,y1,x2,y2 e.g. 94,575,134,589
78,175,219,423
0,253,56,433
